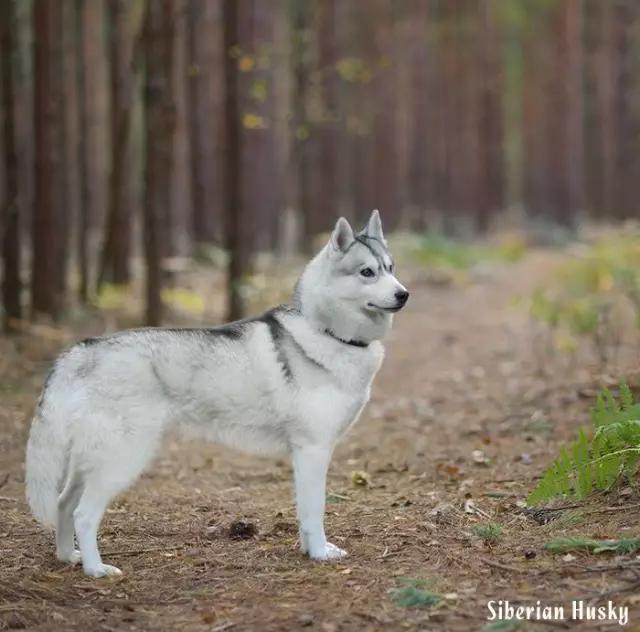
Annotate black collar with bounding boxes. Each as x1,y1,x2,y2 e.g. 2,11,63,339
325,329,369,348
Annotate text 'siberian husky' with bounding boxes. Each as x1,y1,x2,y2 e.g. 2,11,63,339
26,211,409,577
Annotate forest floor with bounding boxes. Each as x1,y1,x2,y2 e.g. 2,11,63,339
1,248,640,631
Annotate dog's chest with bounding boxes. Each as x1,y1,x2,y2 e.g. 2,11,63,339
292,347,383,441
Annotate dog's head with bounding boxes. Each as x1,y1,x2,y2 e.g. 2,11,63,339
327,210,409,315
296,210,409,342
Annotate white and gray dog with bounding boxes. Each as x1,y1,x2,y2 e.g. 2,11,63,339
26,210,409,577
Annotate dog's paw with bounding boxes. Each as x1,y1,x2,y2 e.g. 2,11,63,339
83,563,123,578
309,542,348,561
57,549,82,565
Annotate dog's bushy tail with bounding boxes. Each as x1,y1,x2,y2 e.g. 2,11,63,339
25,408,68,530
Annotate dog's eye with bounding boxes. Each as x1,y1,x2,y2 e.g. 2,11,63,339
360,268,375,278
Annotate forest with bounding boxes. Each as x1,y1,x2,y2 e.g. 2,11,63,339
2,1,640,630
2,0,639,326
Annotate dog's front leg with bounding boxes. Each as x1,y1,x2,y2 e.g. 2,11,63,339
291,444,347,561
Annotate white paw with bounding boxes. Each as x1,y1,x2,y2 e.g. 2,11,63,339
84,563,123,578
309,542,348,561
57,549,82,565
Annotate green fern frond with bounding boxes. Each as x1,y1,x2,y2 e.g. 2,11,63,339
620,381,634,411
592,393,608,428
528,380,640,505
545,536,640,555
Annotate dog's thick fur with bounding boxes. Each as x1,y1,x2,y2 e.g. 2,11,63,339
25,211,408,577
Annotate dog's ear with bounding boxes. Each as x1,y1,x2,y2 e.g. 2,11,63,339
330,217,355,252
365,209,385,242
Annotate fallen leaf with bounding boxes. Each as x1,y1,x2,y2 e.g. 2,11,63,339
436,463,462,479
351,470,370,487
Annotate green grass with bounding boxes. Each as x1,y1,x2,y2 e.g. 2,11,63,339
412,233,526,271
413,235,480,270
390,578,440,608
473,522,504,543
480,620,530,632
544,536,640,555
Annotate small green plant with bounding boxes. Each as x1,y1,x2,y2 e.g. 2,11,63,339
413,235,480,270
527,231,640,366
528,381,640,505
480,620,529,632
413,234,525,272
472,522,504,543
390,578,440,608
544,536,640,555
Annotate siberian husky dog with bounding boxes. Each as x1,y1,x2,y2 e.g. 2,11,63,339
25,210,409,577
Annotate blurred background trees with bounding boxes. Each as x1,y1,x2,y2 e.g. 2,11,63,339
1,0,640,329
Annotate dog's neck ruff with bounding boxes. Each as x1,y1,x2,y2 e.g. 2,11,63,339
324,329,369,348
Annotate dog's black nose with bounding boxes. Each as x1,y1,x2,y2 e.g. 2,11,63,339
395,290,409,305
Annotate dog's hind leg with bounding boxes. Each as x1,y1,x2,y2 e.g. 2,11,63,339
70,418,164,577
56,463,83,565
73,478,123,578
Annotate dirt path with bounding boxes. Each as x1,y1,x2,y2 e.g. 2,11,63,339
1,253,639,631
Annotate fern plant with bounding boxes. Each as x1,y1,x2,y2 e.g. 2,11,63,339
544,536,640,554
528,381,640,505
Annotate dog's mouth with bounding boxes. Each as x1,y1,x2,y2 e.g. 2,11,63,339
367,302,403,313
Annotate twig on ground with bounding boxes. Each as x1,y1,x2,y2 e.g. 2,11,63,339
585,579,640,605
585,502,640,515
524,503,583,514
575,561,640,574
97,597,192,608
102,545,185,557
479,557,525,574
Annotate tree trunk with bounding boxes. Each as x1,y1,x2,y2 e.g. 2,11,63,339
348,3,376,224
143,0,176,326
476,0,505,231
594,0,616,217
1,0,22,331
313,0,339,235
239,1,281,252
77,0,89,302
77,0,106,302
61,0,81,297
99,0,138,289
223,0,248,320
564,0,585,224
611,2,640,219
406,0,432,230
32,0,62,319
170,0,189,256
187,0,217,245
290,0,314,252
371,0,399,230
